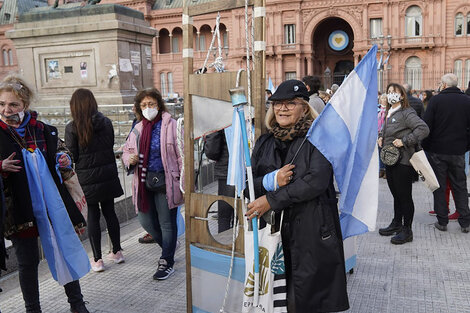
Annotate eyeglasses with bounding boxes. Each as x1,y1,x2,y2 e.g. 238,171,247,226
140,101,157,108
273,100,298,110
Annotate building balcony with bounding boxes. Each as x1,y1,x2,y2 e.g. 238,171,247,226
369,36,436,51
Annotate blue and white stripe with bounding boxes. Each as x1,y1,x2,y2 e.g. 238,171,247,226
307,45,379,239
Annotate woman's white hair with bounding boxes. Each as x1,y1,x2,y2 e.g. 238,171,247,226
441,73,458,87
265,98,319,130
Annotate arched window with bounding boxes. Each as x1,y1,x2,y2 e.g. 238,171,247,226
168,72,173,95
8,50,13,65
160,72,167,96
464,59,470,89
405,56,422,90
456,13,464,36
171,28,182,53
467,13,470,35
405,6,422,37
454,60,463,88
159,29,171,54
3,49,8,66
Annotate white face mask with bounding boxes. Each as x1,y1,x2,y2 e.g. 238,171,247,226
142,107,158,121
1,110,25,124
387,92,401,105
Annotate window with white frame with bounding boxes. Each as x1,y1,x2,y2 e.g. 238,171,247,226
160,73,167,96
2,50,8,66
370,18,383,39
285,72,296,80
405,56,422,90
405,6,422,37
467,14,470,35
223,32,228,49
172,36,179,53
454,60,463,88
168,72,173,95
455,13,464,36
284,24,295,44
8,50,12,65
199,35,206,51
464,60,470,89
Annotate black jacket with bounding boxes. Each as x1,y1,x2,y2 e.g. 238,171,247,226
204,130,229,180
0,118,85,238
407,92,425,118
251,133,349,313
422,87,470,155
65,112,123,203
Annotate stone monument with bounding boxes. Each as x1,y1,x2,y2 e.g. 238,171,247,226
6,4,157,106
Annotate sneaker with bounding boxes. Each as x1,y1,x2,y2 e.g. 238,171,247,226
70,301,90,313
108,250,125,264
448,211,460,221
434,222,447,232
90,259,105,272
461,226,470,233
138,233,156,244
429,209,450,216
153,259,175,280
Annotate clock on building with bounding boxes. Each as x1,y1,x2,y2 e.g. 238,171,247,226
328,30,349,51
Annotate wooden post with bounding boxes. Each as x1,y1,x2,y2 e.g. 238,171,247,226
182,5,194,313
253,0,266,139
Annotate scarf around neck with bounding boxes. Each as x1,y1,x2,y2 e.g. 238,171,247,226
270,115,313,141
137,112,162,213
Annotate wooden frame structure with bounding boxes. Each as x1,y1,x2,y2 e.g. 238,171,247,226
182,0,266,311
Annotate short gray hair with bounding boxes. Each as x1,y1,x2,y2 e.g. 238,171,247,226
441,73,458,87
403,83,412,93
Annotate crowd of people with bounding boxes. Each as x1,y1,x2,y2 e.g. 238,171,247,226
0,70,469,313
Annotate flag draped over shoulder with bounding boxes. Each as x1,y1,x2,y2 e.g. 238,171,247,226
307,45,379,239
225,107,246,196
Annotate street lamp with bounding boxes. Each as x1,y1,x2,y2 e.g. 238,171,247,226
377,35,392,92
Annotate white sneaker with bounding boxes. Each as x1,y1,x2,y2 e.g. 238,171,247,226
91,259,105,272
108,250,125,264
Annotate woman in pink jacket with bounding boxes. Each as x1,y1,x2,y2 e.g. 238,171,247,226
122,88,183,280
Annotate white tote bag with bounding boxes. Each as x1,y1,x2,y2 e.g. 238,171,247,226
409,150,440,192
242,213,287,313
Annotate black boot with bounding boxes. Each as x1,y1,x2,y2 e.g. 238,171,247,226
379,220,402,236
391,226,413,244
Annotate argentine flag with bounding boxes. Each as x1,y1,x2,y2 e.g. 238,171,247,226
307,45,379,239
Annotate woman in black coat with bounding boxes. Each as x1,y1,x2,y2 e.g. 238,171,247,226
246,80,349,313
0,76,89,313
65,89,124,273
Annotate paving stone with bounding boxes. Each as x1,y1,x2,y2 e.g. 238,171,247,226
2,178,470,312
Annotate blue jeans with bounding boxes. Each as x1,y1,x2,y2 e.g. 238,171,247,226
138,191,177,267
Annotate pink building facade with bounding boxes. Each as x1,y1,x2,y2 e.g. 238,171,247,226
1,0,470,94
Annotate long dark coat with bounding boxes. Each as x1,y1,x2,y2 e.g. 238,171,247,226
0,115,86,238
251,133,349,313
65,112,123,204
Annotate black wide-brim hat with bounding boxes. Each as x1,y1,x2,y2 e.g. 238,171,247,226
269,79,310,101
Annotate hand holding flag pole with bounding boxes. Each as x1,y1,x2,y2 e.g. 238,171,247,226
228,86,260,305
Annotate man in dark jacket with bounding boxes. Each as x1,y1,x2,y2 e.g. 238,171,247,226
204,130,235,233
403,83,424,118
422,73,470,232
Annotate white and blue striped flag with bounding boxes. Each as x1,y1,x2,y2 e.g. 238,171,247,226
225,106,246,196
307,45,379,239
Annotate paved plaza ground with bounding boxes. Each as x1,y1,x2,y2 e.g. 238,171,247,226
1,178,470,313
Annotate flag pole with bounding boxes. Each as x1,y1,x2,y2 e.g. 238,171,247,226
229,87,260,305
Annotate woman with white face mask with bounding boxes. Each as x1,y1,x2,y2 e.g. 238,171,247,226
122,88,183,280
377,83,429,245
